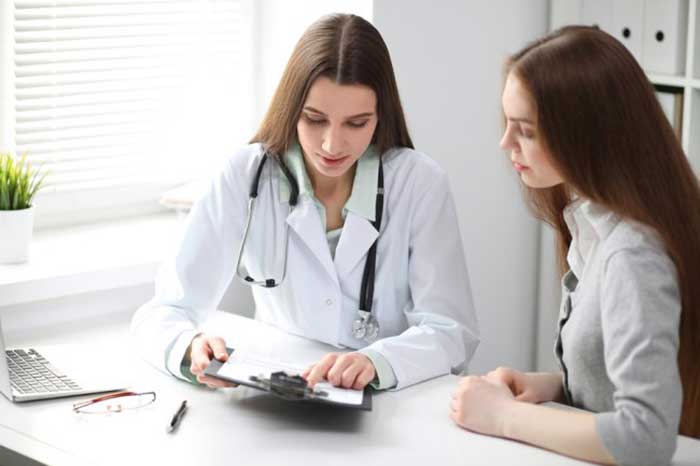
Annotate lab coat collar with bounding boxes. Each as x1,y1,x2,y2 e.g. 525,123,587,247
286,201,339,285
344,145,379,222
334,210,379,276
284,197,380,282
279,141,314,204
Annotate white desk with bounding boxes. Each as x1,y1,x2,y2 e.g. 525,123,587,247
1,312,699,466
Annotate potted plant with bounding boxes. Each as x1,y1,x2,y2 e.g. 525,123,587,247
0,152,47,264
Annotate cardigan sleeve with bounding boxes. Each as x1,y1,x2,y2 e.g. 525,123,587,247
595,247,682,466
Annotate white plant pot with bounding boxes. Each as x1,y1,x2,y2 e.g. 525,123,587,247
0,206,35,264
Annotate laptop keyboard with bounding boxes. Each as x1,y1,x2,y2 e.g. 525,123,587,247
6,348,81,395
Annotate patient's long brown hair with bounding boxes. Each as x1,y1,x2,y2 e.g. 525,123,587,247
250,13,413,155
506,26,700,437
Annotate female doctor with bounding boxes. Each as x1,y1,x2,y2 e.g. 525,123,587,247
131,13,479,391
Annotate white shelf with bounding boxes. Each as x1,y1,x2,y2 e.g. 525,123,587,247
551,0,700,172
646,74,692,88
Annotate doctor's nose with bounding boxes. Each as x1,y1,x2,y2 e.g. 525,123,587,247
321,126,344,156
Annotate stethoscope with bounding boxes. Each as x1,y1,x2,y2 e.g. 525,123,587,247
234,152,384,342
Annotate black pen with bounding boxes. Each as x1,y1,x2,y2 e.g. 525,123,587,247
166,400,187,433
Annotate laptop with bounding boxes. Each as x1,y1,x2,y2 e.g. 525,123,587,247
0,317,130,402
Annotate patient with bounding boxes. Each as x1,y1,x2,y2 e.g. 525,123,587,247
450,26,700,466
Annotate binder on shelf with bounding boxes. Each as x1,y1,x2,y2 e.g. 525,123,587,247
642,0,688,75
612,0,645,63
204,348,372,410
654,85,684,140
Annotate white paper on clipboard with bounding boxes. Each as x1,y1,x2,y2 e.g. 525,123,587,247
216,349,364,406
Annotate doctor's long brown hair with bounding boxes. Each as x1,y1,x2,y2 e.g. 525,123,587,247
507,26,700,437
250,13,413,155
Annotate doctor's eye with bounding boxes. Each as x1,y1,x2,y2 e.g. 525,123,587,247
346,120,369,129
302,114,327,126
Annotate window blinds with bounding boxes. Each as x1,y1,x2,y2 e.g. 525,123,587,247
13,0,252,193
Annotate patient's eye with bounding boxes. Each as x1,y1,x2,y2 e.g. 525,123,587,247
517,122,535,140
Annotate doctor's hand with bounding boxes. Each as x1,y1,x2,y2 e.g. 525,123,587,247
302,352,376,390
484,367,563,404
450,376,516,437
187,333,238,389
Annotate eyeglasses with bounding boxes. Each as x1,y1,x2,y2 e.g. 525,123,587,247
72,391,156,414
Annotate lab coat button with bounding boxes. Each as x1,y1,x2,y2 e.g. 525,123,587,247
325,298,333,306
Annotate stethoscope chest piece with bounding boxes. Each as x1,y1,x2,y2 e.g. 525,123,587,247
352,310,379,342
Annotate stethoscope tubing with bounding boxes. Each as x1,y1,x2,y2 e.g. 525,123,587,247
234,150,384,339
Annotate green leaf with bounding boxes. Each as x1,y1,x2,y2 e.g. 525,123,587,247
0,152,46,211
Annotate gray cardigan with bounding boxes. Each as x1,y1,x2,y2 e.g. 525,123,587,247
554,200,682,466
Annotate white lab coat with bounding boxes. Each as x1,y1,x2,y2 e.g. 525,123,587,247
131,143,479,389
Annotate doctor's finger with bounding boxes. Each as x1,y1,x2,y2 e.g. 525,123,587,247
190,352,213,375
338,361,364,388
190,344,216,374
189,336,213,370
352,366,375,390
326,355,356,386
301,366,313,379
305,354,339,387
207,336,229,362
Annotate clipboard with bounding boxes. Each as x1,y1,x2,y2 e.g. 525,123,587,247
203,348,372,411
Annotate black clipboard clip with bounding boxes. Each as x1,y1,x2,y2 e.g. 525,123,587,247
249,371,329,401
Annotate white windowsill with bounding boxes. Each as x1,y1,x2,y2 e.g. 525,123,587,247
0,213,183,307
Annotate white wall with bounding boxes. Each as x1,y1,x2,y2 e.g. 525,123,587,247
373,0,548,373
252,0,373,124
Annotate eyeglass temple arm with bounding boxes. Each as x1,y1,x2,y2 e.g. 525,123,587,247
72,391,136,410
72,391,155,410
